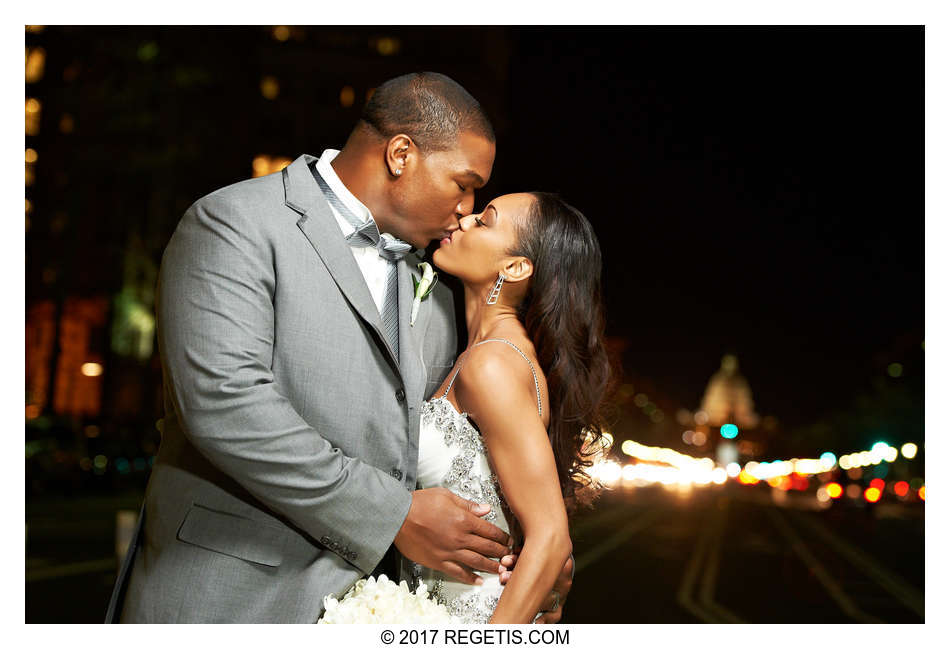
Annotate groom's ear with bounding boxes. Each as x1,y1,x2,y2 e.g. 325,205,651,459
386,134,413,178
503,257,533,283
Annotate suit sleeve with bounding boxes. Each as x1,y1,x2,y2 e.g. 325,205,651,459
156,191,411,575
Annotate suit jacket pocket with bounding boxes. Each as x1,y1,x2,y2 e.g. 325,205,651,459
176,503,287,567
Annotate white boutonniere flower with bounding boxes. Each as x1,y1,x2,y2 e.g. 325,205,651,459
410,262,438,327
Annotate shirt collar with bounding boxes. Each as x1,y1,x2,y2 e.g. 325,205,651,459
315,149,374,230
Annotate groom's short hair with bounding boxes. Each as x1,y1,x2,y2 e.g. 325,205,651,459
359,72,495,152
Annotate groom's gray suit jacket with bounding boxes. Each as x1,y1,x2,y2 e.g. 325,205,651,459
108,154,457,623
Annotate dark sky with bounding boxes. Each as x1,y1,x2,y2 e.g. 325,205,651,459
489,27,923,430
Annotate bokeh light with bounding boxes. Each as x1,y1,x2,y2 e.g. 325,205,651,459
901,443,918,459
864,487,882,503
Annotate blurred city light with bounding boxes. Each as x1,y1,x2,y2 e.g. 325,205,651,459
80,362,103,377
692,431,707,445
918,486,925,501
25,47,46,83
272,25,291,41
725,462,740,478
260,76,280,100
819,452,836,469
870,478,885,491
887,362,903,378
846,484,862,499
720,424,738,439
340,86,355,108
826,483,843,498
901,443,918,459
894,481,910,497
864,487,882,503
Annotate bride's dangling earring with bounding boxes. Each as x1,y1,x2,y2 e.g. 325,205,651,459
486,272,506,305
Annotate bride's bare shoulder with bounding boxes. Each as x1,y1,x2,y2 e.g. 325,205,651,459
454,339,548,424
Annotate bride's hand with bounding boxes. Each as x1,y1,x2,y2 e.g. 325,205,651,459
394,487,513,585
498,551,573,623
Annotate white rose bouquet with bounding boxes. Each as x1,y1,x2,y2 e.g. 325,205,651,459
318,574,456,624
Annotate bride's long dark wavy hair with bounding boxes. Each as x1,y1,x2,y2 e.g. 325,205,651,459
510,192,611,515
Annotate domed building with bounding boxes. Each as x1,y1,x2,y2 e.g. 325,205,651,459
700,354,759,430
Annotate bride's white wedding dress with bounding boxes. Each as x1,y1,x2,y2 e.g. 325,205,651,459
399,339,543,623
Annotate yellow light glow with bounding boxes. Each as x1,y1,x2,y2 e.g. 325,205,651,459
272,25,291,42
918,486,925,501
260,76,280,100
81,362,103,377
26,47,46,83
60,113,75,134
864,487,882,503
839,455,852,470
340,86,355,108
25,404,41,419
711,468,728,484
901,443,918,459
25,148,38,163
816,487,830,503
25,199,32,214
826,483,843,498
693,431,707,445
375,37,400,56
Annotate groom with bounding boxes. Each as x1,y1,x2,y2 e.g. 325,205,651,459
107,72,571,623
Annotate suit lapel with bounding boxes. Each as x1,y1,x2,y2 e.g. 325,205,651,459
285,155,399,370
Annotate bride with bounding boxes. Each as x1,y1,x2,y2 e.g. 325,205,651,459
399,191,610,623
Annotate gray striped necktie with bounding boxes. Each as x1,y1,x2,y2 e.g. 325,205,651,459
312,165,412,359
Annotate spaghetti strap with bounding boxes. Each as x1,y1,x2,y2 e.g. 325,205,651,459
441,338,543,416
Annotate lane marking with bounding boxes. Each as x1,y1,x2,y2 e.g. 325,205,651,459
699,499,747,623
790,509,924,619
26,557,116,583
573,508,661,575
768,508,882,623
676,509,720,623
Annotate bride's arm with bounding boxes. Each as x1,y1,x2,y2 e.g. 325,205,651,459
454,350,572,624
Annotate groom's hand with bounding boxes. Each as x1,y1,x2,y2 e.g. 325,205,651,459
394,487,513,585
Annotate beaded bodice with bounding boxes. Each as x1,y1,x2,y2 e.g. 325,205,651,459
400,339,542,624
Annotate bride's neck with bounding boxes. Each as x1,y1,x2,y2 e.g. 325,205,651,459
463,283,521,347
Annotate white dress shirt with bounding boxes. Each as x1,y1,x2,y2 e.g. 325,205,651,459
316,149,391,315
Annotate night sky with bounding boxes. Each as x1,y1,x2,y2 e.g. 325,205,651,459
25,26,924,448
493,27,923,432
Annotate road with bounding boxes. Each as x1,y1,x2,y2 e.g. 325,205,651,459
25,485,924,623
561,486,924,623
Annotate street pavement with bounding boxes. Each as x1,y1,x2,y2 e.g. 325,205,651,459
25,486,924,623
